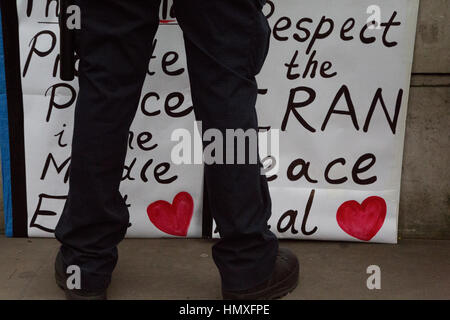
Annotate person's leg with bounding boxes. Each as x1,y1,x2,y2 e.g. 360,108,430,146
55,0,161,292
173,0,279,292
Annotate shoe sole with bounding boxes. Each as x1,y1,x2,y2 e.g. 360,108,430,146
55,270,107,300
222,261,299,300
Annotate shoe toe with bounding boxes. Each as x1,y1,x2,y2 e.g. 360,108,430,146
277,248,299,272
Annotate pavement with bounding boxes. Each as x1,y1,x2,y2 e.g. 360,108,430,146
0,237,449,300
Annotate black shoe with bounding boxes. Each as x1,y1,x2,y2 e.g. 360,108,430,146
222,248,299,300
55,251,107,300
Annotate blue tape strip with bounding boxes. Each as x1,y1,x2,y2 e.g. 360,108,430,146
0,11,13,237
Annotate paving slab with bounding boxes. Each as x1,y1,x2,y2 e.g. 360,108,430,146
0,237,448,300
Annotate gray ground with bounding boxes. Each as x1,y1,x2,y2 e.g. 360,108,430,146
0,237,448,300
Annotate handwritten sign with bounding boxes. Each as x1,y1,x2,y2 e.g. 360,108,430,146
15,0,419,243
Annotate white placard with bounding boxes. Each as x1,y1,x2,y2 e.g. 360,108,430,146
16,0,419,243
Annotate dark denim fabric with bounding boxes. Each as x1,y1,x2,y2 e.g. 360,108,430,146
55,0,278,292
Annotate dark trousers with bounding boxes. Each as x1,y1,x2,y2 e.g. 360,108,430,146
55,0,278,292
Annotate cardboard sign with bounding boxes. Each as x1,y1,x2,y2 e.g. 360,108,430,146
3,0,419,242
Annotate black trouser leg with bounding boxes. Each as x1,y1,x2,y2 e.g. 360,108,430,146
54,0,161,291
174,0,278,291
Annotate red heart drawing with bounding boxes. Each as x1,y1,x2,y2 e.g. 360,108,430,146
336,196,387,241
147,192,194,237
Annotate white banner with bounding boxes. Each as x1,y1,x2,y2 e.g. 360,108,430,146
17,0,419,243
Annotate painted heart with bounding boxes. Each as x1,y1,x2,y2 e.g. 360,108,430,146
336,196,387,241
147,192,194,237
